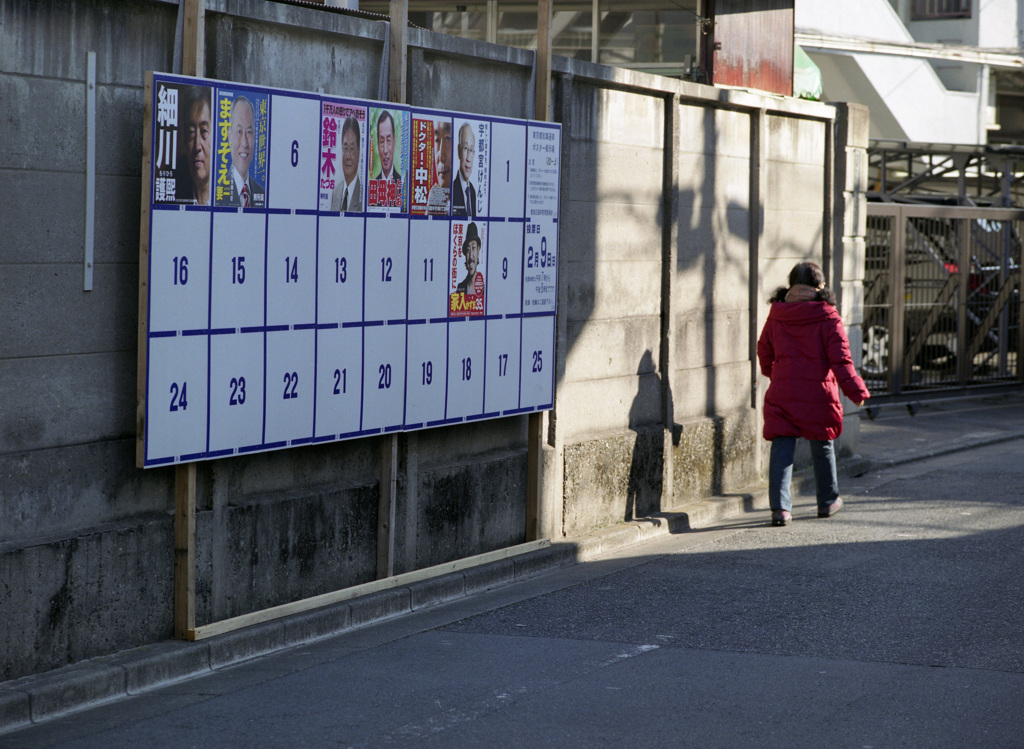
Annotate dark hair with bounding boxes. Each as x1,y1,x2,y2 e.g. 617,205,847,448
377,109,394,135
341,116,360,147
769,261,837,306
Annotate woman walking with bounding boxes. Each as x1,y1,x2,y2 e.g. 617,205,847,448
757,262,870,526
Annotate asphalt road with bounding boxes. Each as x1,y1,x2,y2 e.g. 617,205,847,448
5,438,1024,748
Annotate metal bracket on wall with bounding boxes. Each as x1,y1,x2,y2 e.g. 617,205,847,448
84,51,96,292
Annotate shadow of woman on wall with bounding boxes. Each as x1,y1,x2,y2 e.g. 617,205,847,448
624,349,676,521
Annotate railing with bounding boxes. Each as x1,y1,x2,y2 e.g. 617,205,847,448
911,0,971,20
863,204,1022,397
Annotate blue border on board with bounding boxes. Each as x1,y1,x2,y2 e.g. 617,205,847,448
143,74,561,468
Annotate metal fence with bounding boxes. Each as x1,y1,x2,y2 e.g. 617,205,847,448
863,204,1022,397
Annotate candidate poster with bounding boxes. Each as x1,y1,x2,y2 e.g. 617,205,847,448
152,81,214,206
366,106,409,213
448,219,486,317
451,119,489,218
214,89,270,208
319,102,366,213
410,116,452,216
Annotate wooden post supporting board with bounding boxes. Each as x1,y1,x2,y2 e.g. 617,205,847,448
174,0,203,640
526,0,553,542
377,0,408,578
174,463,197,639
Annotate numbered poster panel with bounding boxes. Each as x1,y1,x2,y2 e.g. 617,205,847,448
151,81,215,206
485,221,525,317
140,73,561,467
410,114,452,216
407,218,450,321
452,118,490,218
520,315,555,410
268,94,320,211
448,219,486,317
362,323,407,432
484,317,522,415
366,106,410,214
214,88,269,208
266,214,317,327
489,121,527,219
446,319,486,420
364,216,410,324
265,329,316,446
317,214,365,325
403,322,448,427
148,209,211,333
314,327,363,439
319,102,367,213
208,331,265,455
210,211,266,330
145,335,209,464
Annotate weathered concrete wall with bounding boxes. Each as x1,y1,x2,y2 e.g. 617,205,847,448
0,0,859,680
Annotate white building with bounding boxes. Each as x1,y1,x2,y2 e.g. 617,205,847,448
796,0,1024,146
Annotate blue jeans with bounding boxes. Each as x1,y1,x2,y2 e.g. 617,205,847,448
768,436,839,513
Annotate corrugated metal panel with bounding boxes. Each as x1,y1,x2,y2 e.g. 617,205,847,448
712,0,794,96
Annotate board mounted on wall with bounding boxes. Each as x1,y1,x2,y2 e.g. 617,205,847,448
136,73,561,468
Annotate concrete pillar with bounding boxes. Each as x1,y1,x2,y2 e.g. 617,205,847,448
832,102,871,457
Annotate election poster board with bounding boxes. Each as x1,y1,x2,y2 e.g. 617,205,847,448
137,73,561,468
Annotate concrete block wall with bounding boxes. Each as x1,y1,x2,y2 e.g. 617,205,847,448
0,0,862,681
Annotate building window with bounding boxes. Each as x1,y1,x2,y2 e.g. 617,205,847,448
911,0,971,20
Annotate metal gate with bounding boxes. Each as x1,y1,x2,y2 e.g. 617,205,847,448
863,204,1023,397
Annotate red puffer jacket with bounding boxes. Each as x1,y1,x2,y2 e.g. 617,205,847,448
757,300,870,441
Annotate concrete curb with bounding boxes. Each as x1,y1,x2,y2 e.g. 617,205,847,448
3,428,1020,735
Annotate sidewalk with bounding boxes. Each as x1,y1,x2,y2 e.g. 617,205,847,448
3,391,1024,735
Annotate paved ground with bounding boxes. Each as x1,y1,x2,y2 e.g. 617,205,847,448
3,393,1023,748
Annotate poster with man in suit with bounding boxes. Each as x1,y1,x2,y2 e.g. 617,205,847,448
214,90,269,208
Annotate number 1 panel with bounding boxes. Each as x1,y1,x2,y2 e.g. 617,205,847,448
488,121,526,220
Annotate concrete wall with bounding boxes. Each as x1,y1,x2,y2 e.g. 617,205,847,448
0,0,859,680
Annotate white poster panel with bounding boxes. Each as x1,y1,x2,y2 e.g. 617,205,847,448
403,322,448,427
407,218,450,321
316,214,365,325
484,317,521,415
314,326,363,438
484,221,524,317
526,124,560,220
208,331,265,454
522,218,557,313
145,334,209,463
266,214,317,326
489,121,527,219
264,329,316,445
361,323,407,431
268,94,320,211
210,211,266,330
445,319,486,420
519,315,555,409
149,210,211,333
363,216,409,323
